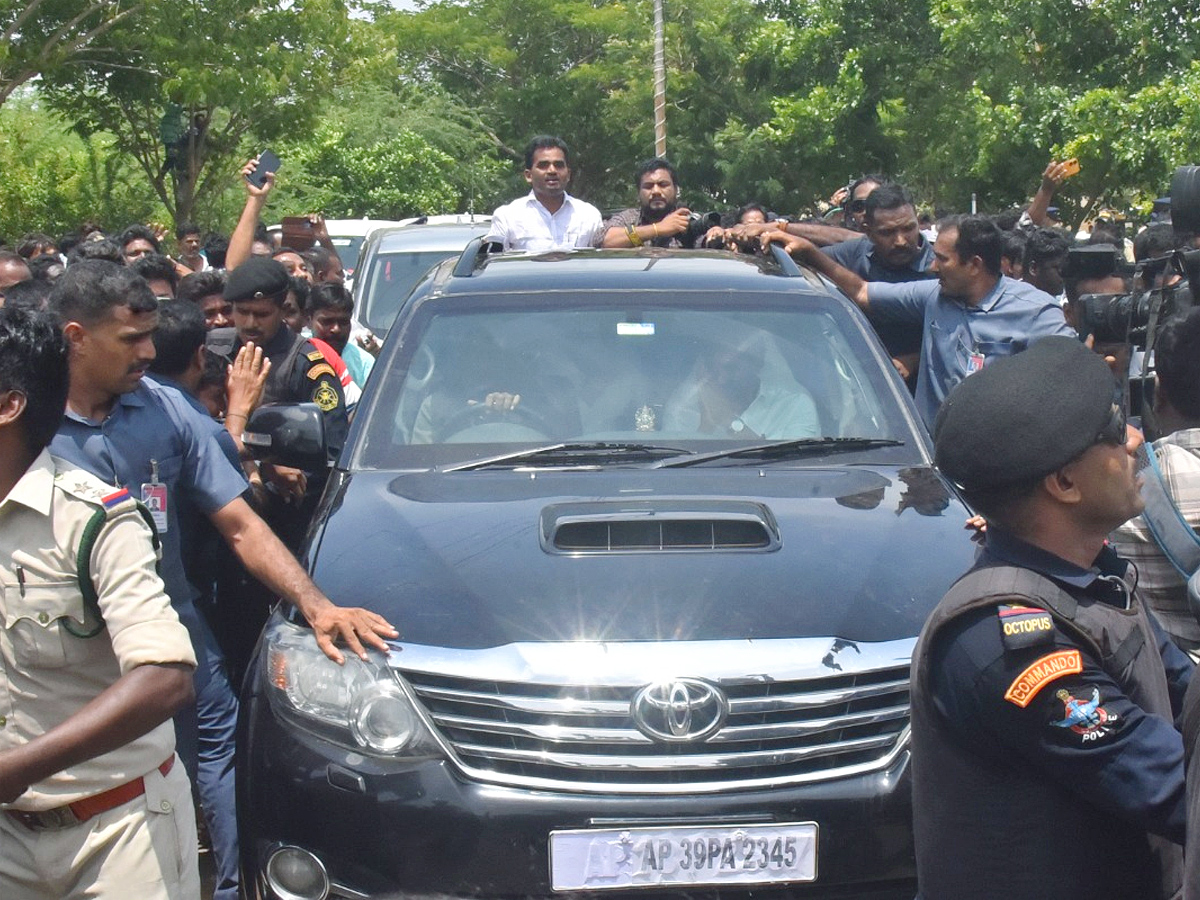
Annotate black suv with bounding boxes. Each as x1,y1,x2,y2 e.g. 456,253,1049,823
237,244,977,900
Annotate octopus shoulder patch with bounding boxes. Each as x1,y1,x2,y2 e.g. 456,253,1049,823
1003,649,1082,707
997,604,1055,651
1050,685,1118,743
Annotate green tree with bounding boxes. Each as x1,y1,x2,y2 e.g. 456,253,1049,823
0,96,162,239
384,0,768,210
39,0,353,228
0,0,146,107
270,77,509,217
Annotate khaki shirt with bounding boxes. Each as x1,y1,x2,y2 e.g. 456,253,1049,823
0,451,196,810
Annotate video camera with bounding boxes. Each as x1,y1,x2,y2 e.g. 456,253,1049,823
1076,248,1200,345
1076,165,1200,347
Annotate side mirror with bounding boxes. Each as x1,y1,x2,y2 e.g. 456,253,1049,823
241,403,328,470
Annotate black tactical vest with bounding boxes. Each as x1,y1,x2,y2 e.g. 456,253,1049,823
910,564,1183,900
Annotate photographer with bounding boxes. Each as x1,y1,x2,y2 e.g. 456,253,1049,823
601,158,703,249
1110,307,1200,658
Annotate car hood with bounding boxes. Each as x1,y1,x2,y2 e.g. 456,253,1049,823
308,465,978,649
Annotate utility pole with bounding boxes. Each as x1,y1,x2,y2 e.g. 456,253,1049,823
653,0,667,157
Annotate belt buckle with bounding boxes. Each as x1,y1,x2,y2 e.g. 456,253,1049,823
11,805,82,831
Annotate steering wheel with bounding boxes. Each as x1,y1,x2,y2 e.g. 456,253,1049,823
435,400,554,442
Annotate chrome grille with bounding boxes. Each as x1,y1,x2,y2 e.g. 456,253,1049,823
394,639,913,794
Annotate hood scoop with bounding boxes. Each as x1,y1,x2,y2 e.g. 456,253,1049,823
542,500,780,554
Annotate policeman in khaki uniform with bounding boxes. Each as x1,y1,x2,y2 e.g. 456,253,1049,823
0,308,198,899
911,336,1192,900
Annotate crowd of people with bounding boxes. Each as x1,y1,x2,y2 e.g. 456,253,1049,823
3,131,1200,900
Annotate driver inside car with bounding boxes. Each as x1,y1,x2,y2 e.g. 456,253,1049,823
663,334,821,439
408,326,574,444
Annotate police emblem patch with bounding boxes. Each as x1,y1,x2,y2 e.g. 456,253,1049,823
313,382,339,412
1050,686,1118,742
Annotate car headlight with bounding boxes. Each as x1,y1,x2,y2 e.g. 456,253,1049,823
264,617,438,756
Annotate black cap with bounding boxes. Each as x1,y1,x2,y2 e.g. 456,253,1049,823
223,257,289,304
934,336,1117,492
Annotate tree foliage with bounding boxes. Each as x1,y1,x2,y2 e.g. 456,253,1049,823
7,0,1200,235
0,97,162,240
0,0,145,107
268,78,509,219
38,0,354,228
384,0,770,209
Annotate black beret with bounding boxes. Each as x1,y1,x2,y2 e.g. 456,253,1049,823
934,336,1117,491
223,257,289,304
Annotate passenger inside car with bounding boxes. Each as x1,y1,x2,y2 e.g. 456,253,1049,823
663,333,821,439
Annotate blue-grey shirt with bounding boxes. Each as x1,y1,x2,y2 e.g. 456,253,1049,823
823,237,934,357
868,275,1075,429
822,235,936,283
50,376,249,612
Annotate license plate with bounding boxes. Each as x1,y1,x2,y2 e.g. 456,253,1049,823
549,821,817,892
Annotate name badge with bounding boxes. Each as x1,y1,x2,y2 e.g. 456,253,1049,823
967,351,985,374
141,482,169,533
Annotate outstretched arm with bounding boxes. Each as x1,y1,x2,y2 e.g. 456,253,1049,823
761,229,870,309
209,497,399,664
226,158,274,271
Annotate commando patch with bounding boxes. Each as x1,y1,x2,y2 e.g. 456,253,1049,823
998,604,1055,651
306,362,337,381
1003,648,1082,708
306,350,326,362
313,382,339,412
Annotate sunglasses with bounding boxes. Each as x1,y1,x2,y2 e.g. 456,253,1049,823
1094,403,1127,446
847,199,867,213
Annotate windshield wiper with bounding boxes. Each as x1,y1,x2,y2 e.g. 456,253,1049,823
441,442,696,472
653,437,905,468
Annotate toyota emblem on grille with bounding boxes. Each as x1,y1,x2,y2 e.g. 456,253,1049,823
631,679,728,742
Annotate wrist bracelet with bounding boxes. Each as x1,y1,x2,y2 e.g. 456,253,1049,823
627,225,644,247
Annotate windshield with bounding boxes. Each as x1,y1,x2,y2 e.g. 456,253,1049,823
354,291,921,470
329,235,366,277
358,250,462,335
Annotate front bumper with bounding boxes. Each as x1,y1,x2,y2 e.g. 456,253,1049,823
238,684,917,900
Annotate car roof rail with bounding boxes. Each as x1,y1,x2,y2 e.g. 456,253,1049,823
452,237,500,277
767,242,804,277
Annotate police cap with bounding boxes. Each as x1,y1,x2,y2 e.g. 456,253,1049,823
934,336,1117,491
223,257,289,304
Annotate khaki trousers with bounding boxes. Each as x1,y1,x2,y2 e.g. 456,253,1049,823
0,755,200,900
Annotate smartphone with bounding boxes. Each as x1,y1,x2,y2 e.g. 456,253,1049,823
246,149,281,188
1062,158,1081,178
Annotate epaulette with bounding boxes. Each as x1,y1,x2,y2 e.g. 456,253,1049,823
306,349,326,362
54,466,135,518
997,604,1056,651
